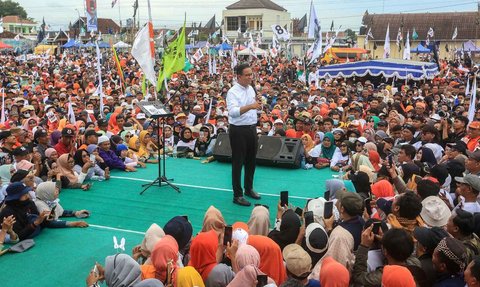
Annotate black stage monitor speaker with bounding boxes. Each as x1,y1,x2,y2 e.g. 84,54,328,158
212,133,232,162
256,137,304,169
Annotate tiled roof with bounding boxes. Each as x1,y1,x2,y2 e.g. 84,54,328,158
226,0,286,12
360,11,480,41
2,15,36,25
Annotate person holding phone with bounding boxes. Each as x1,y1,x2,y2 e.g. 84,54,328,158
226,63,262,206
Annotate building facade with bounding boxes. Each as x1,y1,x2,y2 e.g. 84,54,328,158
358,10,480,60
1,15,37,40
222,0,291,39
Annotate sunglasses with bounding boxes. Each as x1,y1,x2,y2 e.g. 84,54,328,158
340,144,348,147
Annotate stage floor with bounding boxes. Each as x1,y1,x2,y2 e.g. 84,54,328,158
3,158,334,286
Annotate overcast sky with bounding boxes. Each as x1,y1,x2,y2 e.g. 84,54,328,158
14,0,478,30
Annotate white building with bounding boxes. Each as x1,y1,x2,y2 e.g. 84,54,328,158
222,0,291,39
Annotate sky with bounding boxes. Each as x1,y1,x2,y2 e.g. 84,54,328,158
14,0,479,30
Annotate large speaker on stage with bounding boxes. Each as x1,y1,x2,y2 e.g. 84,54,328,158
212,133,232,162
256,137,304,169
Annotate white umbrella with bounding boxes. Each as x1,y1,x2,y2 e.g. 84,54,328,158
113,41,131,48
237,47,267,56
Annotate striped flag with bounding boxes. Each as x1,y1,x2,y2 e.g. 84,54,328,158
452,27,458,40
112,46,125,89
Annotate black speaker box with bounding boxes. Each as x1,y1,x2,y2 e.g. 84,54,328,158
256,136,304,169
212,133,232,162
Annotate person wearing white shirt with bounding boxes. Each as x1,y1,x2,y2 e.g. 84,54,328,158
453,175,480,214
226,63,261,207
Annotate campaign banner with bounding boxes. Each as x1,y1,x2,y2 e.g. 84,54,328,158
86,0,98,32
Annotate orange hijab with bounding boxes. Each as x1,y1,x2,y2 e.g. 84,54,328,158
151,235,179,284
188,230,218,281
247,235,287,286
371,179,395,198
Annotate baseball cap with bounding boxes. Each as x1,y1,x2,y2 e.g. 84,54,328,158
467,150,480,161
84,129,102,138
382,265,416,287
136,113,146,120
413,226,449,254
455,174,480,191
34,129,48,140
420,196,451,227
282,244,312,279
61,127,75,137
375,130,389,140
12,146,30,157
5,182,32,201
447,141,467,155
336,189,364,216
468,121,480,129
274,119,284,125
356,137,368,144
0,130,12,141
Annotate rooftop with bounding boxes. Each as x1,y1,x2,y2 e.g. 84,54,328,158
226,0,287,12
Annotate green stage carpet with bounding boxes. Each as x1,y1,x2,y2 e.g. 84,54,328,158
3,158,334,286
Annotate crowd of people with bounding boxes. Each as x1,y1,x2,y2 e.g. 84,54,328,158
1,46,480,287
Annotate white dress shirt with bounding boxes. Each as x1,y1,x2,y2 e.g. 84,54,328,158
226,83,257,126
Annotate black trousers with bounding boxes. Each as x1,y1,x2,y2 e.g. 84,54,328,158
229,124,258,198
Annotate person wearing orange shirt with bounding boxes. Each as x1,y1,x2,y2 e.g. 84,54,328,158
462,121,480,152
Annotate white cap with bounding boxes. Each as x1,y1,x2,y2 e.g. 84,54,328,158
357,136,368,144
136,113,146,120
274,119,284,125
98,135,109,145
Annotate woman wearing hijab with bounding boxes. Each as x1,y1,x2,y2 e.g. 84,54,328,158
22,117,38,132
301,134,315,155
319,257,350,287
73,149,106,181
56,154,91,190
138,130,159,163
415,147,437,173
349,171,371,199
247,206,270,236
330,140,351,171
268,209,301,251
34,181,89,228
150,235,179,285
194,126,215,157
189,230,235,287
371,179,395,198
324,179,345,200
308,132,341,169
0,164,13,201
133,224,165,276
164,216,194,267
227,244,274,287
177,127,196,154
86,254,142,287
202,206,227,263
247,235,287,285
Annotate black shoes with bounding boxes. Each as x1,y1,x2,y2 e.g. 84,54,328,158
245,190,261,199
233,197,251,206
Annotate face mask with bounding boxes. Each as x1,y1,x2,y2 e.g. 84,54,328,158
333,119,339,125
349,137,357,143
79,127,85,133
23,113,31,118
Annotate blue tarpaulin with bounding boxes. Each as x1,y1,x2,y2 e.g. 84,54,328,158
62,39,78,48
214,43,232,50
97,41,110,48
316,59,439,80
410,44,431,53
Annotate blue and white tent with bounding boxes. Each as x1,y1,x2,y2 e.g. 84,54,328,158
410,44,431,54
317,59,439,80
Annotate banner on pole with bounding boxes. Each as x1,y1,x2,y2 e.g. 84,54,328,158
86,0,98,32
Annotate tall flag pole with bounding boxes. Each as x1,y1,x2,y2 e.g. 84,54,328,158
112,46,125,92
468,76,477,122
0,88,5,124
403,30,411,60
383,24,390,58
307,0,317,39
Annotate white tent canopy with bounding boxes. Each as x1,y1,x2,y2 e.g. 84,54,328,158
113,41,131,48
237,47,267,56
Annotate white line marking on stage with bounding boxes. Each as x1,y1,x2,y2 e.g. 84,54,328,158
89,224,145,235
110,176,311,200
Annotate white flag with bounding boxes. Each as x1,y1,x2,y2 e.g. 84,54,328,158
212,55,217,74
231,49,237,69
222,35,231,44
307,1,319,39
131,24,157,87
208,55,213,75
0,18,3,34
468,76,477,122
383,24,390,58
95,42,105,117
67,101,76,124
403,30,411,60
452,27,458,40
270,33,281,57
427,27,434,38
365,28,373,45
271,24,290,41
192,48,204,62
308,20,322,65
14,34,20,41
188,30,194,38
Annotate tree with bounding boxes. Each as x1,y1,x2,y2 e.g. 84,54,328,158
345,28,357,47
0,0,28,19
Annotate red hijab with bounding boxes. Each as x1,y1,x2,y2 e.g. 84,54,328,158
151,235,179,284
247,235,287,286
188,230,218,281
